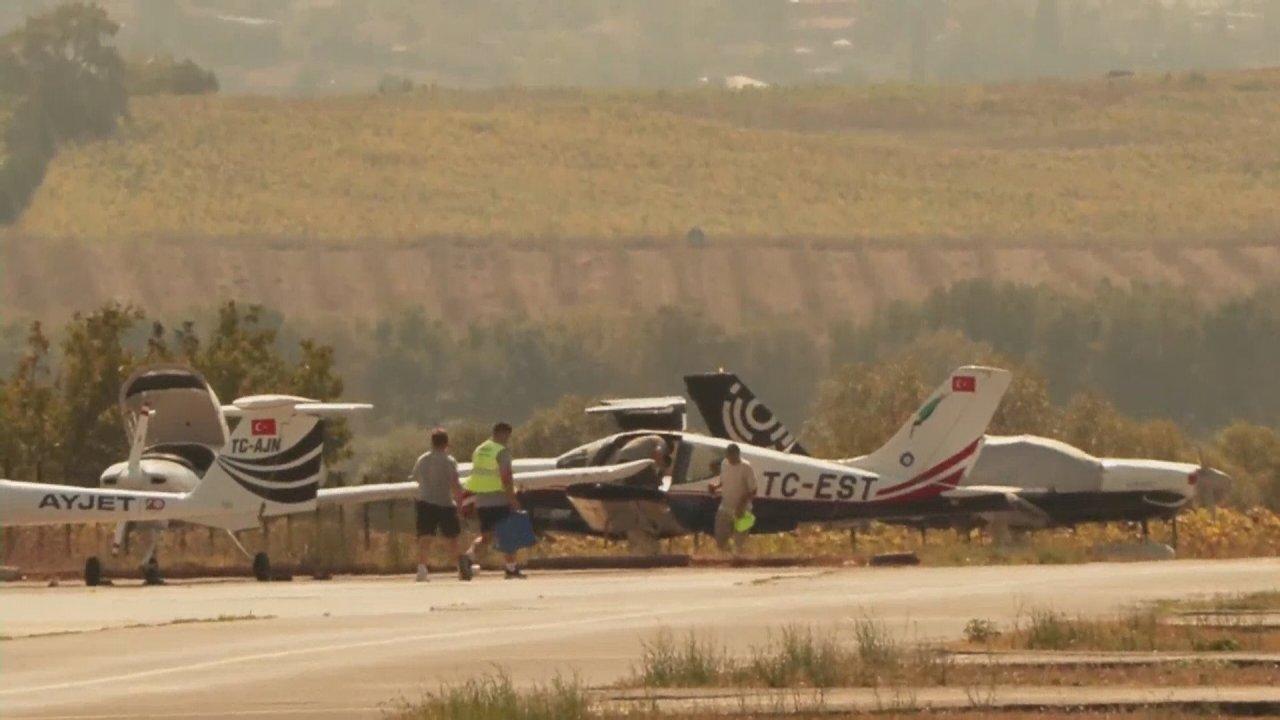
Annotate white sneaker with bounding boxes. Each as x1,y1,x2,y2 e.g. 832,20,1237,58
415,565,429,582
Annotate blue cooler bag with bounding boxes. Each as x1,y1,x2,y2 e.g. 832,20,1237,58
495,510,536,554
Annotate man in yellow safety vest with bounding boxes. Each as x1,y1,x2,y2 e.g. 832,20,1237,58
464,422,525,579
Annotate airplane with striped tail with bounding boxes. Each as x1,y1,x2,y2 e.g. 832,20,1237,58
683,369,1231,539
559,367,1017,545
0,365,361,585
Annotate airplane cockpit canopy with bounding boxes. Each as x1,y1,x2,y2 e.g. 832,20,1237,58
120,364,229,451
554,431,732,488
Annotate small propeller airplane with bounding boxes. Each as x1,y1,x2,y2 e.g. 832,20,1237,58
2,364,665,584
0,365,353,584
556,366,1020,547
682,369,1232,539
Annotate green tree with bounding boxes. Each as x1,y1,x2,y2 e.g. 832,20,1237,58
511,394,613,458
125,53,218,96
3,1,127,140
196,301,288,401
2,322,62,483
293,338,353,464
804,356,928,459
1213,423,1280,510
58,302,143,482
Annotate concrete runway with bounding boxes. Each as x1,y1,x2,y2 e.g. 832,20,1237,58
2,558,1277,718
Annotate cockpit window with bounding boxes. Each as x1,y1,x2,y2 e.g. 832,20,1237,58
555,447,590,469
673,442,725,485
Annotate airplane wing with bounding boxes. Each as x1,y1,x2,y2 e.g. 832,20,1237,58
317,460,655,507
223,399,374,417
940,485,1053,526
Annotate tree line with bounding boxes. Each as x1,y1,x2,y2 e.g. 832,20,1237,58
2,281,1275,509
335,280,1280,434
0,302,347,486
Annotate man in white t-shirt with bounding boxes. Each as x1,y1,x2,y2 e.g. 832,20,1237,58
710,443,757,553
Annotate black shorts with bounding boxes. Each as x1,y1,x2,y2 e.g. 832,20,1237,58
477,505,512,533
415,501,460,539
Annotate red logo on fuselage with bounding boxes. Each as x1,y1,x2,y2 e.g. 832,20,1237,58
251,419,277,436
145,498,165,511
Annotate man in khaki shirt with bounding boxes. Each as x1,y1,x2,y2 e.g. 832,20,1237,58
710,443,757,553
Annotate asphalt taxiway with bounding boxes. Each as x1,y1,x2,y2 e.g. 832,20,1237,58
2,558,1277,718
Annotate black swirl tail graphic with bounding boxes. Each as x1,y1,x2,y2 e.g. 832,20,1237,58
684,372,807,455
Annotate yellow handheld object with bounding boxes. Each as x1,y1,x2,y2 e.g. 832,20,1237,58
734,510,756,533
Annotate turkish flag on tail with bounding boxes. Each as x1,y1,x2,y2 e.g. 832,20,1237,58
952,375,977,393
251,418,277,436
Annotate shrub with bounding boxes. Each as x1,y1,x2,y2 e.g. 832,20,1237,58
963,618,1000,644
126,55,219,96
633,630,725,687
388,672,594,720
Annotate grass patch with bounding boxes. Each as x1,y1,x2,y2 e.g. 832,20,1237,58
385,672,612,720
18,69,1280,245
958,603,1280,654
165,612,275,625
1161,591,1280,615
633,630,726,688
631,621,951,689
7,508,1280,579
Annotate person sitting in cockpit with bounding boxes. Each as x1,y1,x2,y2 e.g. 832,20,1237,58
609,434,670,487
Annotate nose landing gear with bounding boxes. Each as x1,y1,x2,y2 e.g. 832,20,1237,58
252,552,270,582
84,556,103,586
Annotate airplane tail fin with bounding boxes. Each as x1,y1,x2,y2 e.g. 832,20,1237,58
852,367,1011,496
683,371,807,455
186,397,333,526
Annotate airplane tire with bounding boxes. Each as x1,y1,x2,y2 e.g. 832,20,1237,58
84,557,103,587
252,552,270,582
142,559,163,586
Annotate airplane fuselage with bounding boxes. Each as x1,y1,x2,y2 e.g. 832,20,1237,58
559,430,999,538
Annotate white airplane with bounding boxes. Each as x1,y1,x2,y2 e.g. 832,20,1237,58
683,370,1232,538
4,364,658,583
558,367,1020,545
0,367,343,584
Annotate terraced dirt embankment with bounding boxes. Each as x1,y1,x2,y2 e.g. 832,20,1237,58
2,238,1278,325
6,72,1280,324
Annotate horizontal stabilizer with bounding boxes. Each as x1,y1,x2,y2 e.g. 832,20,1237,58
223,397,373,417
586,397,686,431
586,397,686,414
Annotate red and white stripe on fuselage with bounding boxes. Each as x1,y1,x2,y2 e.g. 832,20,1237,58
720,437,983,506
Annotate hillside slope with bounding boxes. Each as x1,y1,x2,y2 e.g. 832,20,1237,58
4,238,1278,326
14,70,1280,245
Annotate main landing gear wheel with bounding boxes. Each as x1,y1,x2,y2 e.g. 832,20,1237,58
142,558,163,586
252,552,270,582
84,557,103,587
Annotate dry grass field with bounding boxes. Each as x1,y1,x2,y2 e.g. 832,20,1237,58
1,70,1279,327
5,507,1278,579
15,70,1280,246
5,70,1280,325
